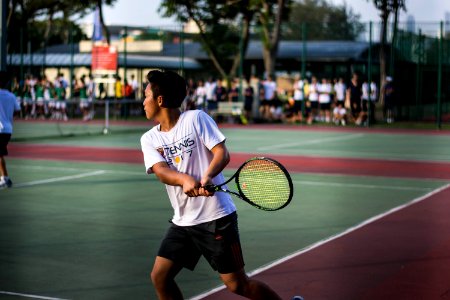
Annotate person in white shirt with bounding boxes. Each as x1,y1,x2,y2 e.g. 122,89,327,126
318,78,332,123
0,71,21,188
333,78,347,125
140,70,281,300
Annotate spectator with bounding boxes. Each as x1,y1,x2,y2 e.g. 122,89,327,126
318,78,332,123
243,77,254,123
0,71,21,189
79,75,91,121
214,79,227,103
346,73,362,124
130,74,139,99
205,77,216,112
292,75,305,123
333,78,347,125
195,79,207,110
384,76,395,123
261,74,277,121
114,76,123,118
228,80,239,102
307,76,319,124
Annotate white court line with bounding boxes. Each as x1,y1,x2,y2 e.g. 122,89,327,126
189,183,450,300
0,291,69,300
257,133,364,151
10,164,144,176
296,180,433,191
14,170,106,188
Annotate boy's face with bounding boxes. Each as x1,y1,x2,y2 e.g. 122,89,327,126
143,83,160,120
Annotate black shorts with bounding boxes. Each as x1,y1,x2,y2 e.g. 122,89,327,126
319,102,331,110
158,212,244,274
0,133,11,156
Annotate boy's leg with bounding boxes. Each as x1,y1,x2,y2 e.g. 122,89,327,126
151,256,183,300
220,268,282,300
0,156,7,177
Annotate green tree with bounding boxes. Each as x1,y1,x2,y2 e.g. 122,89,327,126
256,0,290,76
6,0,117,54
286,0,364,40
159,0,258,83
370,0,406,103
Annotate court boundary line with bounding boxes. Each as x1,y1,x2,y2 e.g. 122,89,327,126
9,164,438,191
256,133,364,151
0,291,69,300
14,170,106,188
189,183,450,300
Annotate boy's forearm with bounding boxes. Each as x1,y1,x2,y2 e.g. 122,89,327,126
153,163,190,186
203,142,230,181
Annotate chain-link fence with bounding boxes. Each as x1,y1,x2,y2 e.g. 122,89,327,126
5,20,449,129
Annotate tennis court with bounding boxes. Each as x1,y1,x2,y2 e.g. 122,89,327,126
1,120,450,299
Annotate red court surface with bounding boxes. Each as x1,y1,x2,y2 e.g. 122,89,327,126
199,185,450,300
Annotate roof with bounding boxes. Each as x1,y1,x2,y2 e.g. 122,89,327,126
8,40,374,69
7,53,202,70
160,40,373,62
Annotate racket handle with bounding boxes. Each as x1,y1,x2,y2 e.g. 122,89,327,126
203,184,216,192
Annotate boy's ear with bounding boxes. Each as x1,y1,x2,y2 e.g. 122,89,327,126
157,95,164,107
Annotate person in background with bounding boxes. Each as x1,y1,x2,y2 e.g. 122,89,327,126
384,76,395,123
0,71,21,189
346,73,362,124
244,77,254,123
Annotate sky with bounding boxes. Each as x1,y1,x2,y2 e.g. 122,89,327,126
79,0,450,27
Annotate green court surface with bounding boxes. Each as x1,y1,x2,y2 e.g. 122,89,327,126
1,122,450,299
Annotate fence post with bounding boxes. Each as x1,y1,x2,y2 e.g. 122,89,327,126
301,22,306,118
367,21,372,127
437,21,443,130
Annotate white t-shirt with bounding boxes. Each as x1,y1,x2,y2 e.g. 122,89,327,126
334,82,346,101
293,80,304,101
141,110,236,226
318,83,332,103
0,89,21,134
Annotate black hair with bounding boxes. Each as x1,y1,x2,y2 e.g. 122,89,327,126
146,70,187,108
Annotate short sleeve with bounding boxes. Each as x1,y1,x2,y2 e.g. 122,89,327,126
140,133,166,174
195,111,226,150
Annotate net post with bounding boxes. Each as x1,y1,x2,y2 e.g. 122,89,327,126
103,99,110,134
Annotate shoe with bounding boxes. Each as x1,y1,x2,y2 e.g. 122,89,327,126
0,178,13,189
292,296,304,300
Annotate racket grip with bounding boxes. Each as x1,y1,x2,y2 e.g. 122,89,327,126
203,184,216,192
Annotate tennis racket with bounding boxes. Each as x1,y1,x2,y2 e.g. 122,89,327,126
205,157,293,211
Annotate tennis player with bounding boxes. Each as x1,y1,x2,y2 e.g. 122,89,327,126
140,70,282,300
0,71,21,189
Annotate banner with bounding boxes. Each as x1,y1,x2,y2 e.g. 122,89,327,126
92,45,117,72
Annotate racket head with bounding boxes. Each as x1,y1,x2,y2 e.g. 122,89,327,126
234,157,293,211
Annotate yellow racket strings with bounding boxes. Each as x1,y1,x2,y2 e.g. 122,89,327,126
237,159,291,210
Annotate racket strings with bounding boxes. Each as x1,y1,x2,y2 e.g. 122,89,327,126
237,159,291,210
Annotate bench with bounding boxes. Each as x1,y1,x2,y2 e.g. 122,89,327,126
211,102,245,123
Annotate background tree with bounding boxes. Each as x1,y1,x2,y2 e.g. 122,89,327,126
286,0,364,40
6,0,117,55
256,0,290,77
159,0,257,84
370,0,406,103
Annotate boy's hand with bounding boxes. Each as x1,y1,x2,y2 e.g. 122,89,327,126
199,176,215,197
183,176,201,197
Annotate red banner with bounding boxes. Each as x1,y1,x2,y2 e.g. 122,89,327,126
92,45,118,71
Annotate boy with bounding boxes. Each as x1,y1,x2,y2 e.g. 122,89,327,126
140,70,281,300
0,71,21,188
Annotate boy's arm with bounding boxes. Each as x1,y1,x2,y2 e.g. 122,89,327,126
152,162,201,197
199,141,230,196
